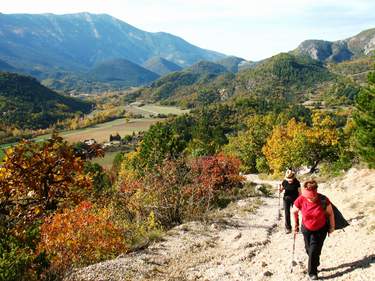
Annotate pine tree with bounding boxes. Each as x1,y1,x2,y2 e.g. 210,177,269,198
353,67,375,168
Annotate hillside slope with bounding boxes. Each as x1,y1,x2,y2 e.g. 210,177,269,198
134,60,231,106
215,56,246,73
142,57,182,76
235,53,335,101
87,58,159,86
133,53,337,107
65,168,375,281
0,72,93,129
0,59,17,72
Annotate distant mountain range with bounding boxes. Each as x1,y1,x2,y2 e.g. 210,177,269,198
0,59,17,72
293,28,375,63
0,12,229,91
0,13,225,72
0,19,371,132
0,12,373,95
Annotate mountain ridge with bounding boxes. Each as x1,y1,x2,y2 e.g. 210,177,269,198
0,12,226,73
293,28,375,63
142,57,183,76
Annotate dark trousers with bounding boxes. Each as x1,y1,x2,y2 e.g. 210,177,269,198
283,196,295,230
301,224,328,276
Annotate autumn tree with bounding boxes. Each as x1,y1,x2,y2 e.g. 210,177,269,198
37,201,127,277
122,155,244,228
262,114,340,174
305,112,339,172
0,134,92,233
262,118,308,173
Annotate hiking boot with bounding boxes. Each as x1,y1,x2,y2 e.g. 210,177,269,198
285,229,292,234
309,274,319,280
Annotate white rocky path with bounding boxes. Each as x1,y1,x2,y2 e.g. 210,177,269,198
65,170,375,281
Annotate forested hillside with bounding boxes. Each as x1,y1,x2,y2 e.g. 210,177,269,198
87,59,159,86
215,56,246,73
133,61,231,107
130,53,360,108
142,57,183,76
0,72,93,129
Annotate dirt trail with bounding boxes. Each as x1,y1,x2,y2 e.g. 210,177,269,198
66,169,375,281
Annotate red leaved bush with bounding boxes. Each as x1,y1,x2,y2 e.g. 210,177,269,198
190,154,244,193
37,201,127,277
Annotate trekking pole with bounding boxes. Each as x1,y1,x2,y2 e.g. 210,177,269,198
278,185,281,220
290,232,297,273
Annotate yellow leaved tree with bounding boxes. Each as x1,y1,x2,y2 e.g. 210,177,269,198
263,112,339,174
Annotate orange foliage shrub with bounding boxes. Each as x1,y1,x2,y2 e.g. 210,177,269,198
0,134,93,235
37,201,127,276
190,154,244,194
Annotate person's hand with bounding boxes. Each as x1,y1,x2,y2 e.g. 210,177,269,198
294,225,299,234
278,184,283,193
328,227,334,236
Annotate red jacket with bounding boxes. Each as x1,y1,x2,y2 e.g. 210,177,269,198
294,194,329,231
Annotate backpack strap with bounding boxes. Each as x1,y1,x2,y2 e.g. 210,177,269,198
318,194,329,217
319,194,327,209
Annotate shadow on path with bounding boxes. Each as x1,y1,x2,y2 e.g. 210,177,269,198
319,254,375,280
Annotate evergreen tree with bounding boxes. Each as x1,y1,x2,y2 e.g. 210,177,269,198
353,68,375,168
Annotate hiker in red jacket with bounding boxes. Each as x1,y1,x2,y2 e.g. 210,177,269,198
292,180,335,280
279,169,301,234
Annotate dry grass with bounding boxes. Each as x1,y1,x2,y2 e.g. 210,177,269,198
62,118,161,143
124,105,189,117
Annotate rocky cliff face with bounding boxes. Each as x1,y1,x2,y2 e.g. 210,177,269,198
293,28,375,63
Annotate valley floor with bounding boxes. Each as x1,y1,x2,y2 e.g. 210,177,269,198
65,169,375,281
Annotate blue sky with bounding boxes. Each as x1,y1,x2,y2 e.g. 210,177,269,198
1,0,374,61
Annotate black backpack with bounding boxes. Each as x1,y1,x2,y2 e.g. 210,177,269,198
319,194,349,230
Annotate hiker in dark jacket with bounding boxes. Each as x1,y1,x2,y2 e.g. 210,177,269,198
279,169,301,234
292,180,335,280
